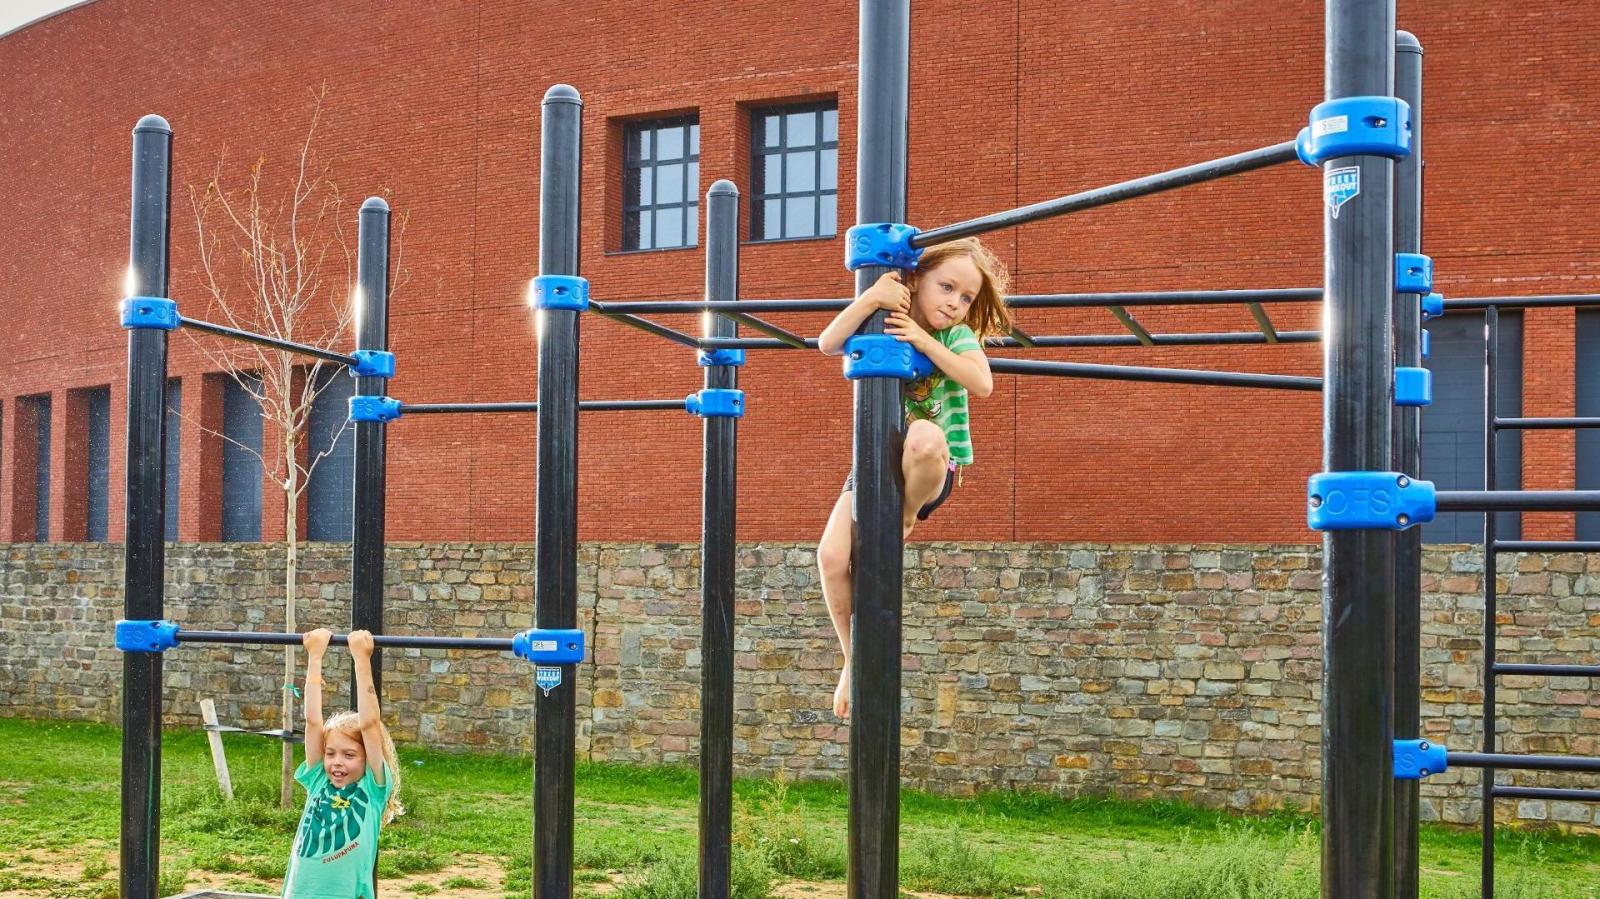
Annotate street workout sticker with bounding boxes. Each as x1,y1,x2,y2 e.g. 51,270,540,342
1325,166,1360,218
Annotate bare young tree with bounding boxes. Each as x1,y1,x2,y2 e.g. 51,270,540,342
188,86,377,806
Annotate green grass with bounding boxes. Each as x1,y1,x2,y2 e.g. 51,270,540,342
1,717,1597,898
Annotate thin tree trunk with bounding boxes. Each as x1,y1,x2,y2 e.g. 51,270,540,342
280,434,299,808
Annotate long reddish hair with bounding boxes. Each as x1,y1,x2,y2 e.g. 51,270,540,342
909,237,1013,339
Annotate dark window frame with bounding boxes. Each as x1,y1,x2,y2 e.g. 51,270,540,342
750,102,839,242
621,116,701,252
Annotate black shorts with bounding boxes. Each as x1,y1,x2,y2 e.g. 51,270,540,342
842,464,956,522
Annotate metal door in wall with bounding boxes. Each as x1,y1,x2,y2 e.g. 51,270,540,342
1420,311,1523,543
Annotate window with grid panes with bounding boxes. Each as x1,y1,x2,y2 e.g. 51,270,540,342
751,103,838,241
622,117,699,250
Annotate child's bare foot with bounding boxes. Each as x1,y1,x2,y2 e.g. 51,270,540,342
833,666,851,719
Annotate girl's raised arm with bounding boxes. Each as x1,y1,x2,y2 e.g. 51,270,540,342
818,272,910,355
347,630,387,785
301,629,332,765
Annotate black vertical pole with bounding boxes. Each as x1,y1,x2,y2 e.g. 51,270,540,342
699,180,739,899
1391,30,1424,899
121,113,172,899
351,197,391,706
851,4,909,899
1480,306,1500,899
1321,1,1397,897
534,84,582,899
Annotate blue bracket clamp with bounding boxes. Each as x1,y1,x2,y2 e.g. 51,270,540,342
1421,293,1444,320
349,396,402,423
1296,96,1413,166
349,350,395,379
513,628,586,664
116,619,180,652
845,223,923,271
1395,366,1432,407
1395,253,1433,294
842,334,934,381
1393,739,1449,780
1307,471,1436,530
686,388,745,418
697,348,746,368
532,274,590,311
120,297,179,330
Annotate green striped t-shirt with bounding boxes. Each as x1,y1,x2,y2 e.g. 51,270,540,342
904,323,982,465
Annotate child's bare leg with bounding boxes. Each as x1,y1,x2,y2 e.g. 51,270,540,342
817,491,856,719
902,420,950,538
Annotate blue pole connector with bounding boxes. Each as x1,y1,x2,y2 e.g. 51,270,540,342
349,396,402,423
116,619,180,652
1393,739,1449,780
1296,96,1413,166
1421,293,1444,320
1307,471,1437,530
120,297,179,331
1395,366,1432,407
532,274,590,311
845,223,923,271
512,628,586,664
349,350,395,379
686,388,745,418
697,348,746,368
842,334,934,380
1395,253,1434,294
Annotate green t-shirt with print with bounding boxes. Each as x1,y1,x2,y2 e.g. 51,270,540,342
904,323,982,466
283,759,394,899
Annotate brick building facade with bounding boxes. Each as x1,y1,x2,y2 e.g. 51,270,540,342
2,0,1598,545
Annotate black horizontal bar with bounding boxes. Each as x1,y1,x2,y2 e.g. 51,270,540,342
1493,663,1600,678
587,306,701,348
699,330,1322,352
717,310,807,348
912,140,1300,246
1495,417,1600,430
600,288,1321,316
1491,786,1600,803
1494,540,1600,552
177,630,516,651
987,357,1321,391
1443,295,1600,311
179,317,358,366
400,400,686,414
1448,752,1600,774
1436,491,1600,512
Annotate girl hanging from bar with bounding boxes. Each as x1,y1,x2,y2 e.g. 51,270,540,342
815,237,1014,719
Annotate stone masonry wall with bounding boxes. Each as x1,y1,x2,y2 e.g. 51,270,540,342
1,541,1597,829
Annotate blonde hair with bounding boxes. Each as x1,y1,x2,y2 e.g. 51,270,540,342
910,237,1013,340
323,710,405,825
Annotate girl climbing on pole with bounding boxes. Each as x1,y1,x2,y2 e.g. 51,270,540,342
283,628,403,899
816,236,1013,719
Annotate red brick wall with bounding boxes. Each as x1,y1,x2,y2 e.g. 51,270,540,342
2,0,1597,545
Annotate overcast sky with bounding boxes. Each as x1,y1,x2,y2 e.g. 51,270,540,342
0,0,89,39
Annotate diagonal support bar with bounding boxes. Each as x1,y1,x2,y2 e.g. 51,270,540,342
1106,306,1154,345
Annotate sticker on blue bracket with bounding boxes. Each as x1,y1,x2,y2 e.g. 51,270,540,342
116,619,180,652
1308,471,1436,530
349,350,395,379
1393,739,1449,780
535,666,562,696
845,223,923,271
842,334,934,380
685,388,744,418
349,396,402,423
1395,253,1433,294
697,348,746,368
1395,366,1432,407
1421,293,1444,320
1422,330,1430,359
532,274,589,311
120,297,179,330
513,628,585,664
1325,167,1360,218
1296,96,1412,166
